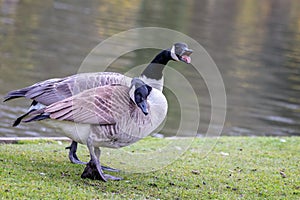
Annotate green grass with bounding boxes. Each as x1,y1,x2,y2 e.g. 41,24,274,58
0,137,299,199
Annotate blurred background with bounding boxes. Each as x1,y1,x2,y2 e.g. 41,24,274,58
0,0,299,137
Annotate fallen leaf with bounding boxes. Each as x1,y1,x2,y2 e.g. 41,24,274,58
280,171,287,178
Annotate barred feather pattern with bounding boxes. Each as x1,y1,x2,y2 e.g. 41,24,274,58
89,88,167,148
5,72,131,106
6,71,167,147
38,84,167,148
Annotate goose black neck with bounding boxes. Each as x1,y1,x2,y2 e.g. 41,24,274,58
141,50,172,80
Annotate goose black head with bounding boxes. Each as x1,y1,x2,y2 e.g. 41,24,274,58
141,43,193,81
130,78,152,115
170,43,193,64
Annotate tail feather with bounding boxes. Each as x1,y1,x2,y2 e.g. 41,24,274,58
24,114,50,123
24,102,48,123
3,88,29,102
12,100,47,126
13,112,31,127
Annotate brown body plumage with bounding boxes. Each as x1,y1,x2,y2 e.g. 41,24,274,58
29,83,163,149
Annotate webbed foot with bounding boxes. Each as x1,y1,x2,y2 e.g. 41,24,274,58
101,165,120,172
81,160,122,181
66,141,120,172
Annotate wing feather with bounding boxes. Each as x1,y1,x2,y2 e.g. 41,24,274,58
45,85,131,125
22,72,130,105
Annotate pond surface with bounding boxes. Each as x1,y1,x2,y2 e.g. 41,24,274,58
0,0,299,137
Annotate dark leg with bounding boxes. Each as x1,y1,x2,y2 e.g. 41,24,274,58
81,137,122,181
66,141,120,172
66,141,86,164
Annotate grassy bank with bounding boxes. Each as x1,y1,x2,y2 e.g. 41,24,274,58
0,137,299,199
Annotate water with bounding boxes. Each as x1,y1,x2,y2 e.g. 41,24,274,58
0,0,299,137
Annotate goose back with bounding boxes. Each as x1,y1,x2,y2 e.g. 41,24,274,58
4,72,131,106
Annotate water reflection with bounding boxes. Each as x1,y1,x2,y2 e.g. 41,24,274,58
0,0,299,137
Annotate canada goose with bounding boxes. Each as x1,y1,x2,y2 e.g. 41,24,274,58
4,43,193,181
24,78,157,180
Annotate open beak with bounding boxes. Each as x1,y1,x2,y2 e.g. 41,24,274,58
138,101,149,115
179,48,193,64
